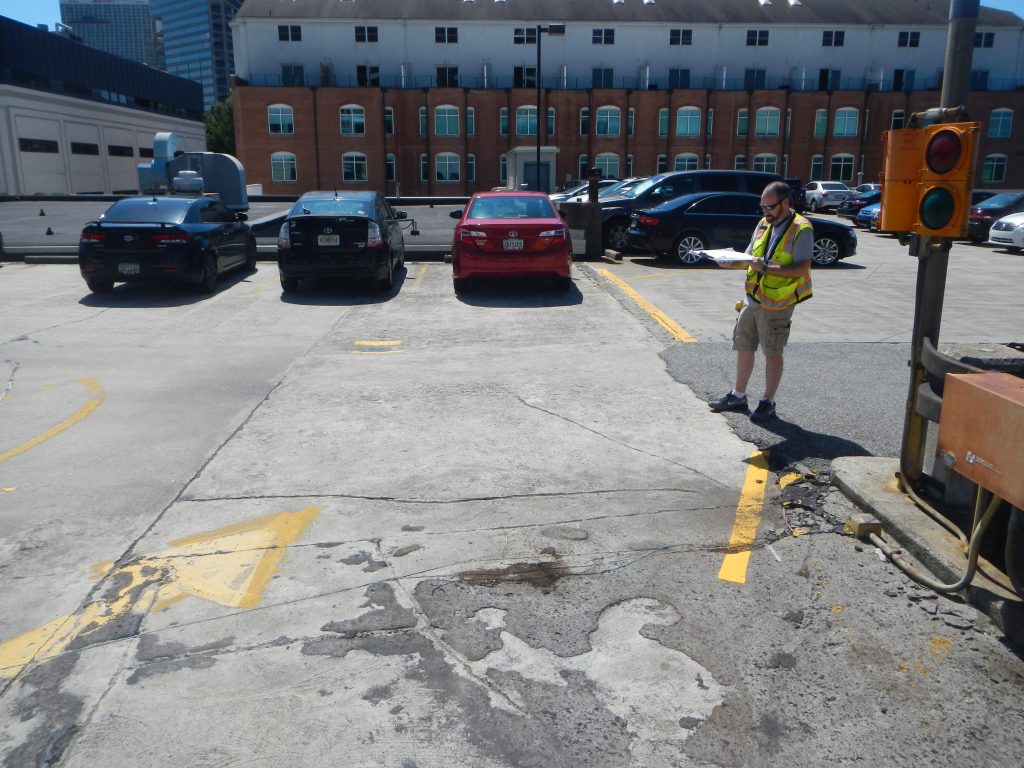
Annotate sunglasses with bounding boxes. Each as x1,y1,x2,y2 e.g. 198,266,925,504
759,199,784,213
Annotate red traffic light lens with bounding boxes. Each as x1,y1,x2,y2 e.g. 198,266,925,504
919,187,956,231
925,130,962,175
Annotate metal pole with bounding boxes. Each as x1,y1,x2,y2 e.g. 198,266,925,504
536,25,542,191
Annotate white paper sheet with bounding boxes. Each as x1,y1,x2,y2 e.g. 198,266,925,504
700,249,755,263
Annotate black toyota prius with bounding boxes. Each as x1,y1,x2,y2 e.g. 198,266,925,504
276,191,407,293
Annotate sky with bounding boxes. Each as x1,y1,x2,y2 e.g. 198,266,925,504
2,0,1023,29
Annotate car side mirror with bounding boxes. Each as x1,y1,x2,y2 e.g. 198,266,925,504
235,212,248,221
396,210,408,220
449,209,463,219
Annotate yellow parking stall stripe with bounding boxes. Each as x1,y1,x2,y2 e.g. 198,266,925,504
596,268,696,343
718,450,771,584
0,378,106,464
354,340,403,346
352,340,404,355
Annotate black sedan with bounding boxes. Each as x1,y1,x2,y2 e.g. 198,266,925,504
78,196,256,294
277,191,407,293
967,192,1024,243
836,189,882,223
626,191,857,266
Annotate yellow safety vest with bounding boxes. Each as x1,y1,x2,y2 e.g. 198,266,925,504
744,214,814,309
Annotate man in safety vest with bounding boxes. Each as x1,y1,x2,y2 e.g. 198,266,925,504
709,180,813,422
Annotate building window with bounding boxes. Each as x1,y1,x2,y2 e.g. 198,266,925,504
810,155,823,181
754,107,780,138
822,30,844,47
435,105,460,136
500,154,507,184
813,109,827,138
668,68,690,89
656,154,668,173
744,69,766,89
420,154,428,182
746,30,769,47
271,152,297,182
435,27,458,43
419,107,429,136
268,104,294,135
467,154,476,182
734,155,747,170
706,108,714,137
891,109,905,130
592,29,615,45
982,154,1007,183
898,31,920,48
108,145,134,157
753,153,777,173
819,69,841,91
592,68,614,88
627,108,634,137
785,108,792,138
626,154,633,177
436,153,460,182
737,108,749,137
514,28,537,44
342,152,368,182
547,107,556,136
139,147,154,159
674,153,699,171
18,138,59,153
357,66,380,87
467,107,476,136
384,107,395,136
71,142,99,155
971,71,990,91
385,153,396,182
676,107,700,137
355,25,378,43
500,107,508,136
658,108,668,137
578,154,589,180
975,32,994,48
437,67,459,88
893,69,916,92
705,154,712,169
278,25,301,41
831,153,855,182
833,108,858,138
596,106,620,136
340,105,366,135
670,29,692,45
516,106,538,136
595,153,619,178
580,108,590,135
281,64,304,86
514,67,537,88
989,108,1013,138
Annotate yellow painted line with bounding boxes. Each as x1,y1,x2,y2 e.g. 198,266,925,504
354,340,403,347
718,450,770,584
416,264,428,281
0,378,106,464
352,350,405,355
624,273,663,280
247,275,280,295
596,268,696,343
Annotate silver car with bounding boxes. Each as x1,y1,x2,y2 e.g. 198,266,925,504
804,181,852,212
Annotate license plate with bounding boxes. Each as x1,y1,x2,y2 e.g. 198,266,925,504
119,263,140,275
503,238,524,251
317,234,340,246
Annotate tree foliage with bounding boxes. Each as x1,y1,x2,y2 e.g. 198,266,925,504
205,98,235,155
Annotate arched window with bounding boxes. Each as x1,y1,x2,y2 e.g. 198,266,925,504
676,107,701,137
271,152,297,183
736,108,749,137
754,107,780,138
268,104,293,135
656,154,668,173
339,105,365,135
466,107,476,136
435,105,459,136
982,154,1007,183
516,106,538,136
385,153,396,182
734,155,747,170
830,153,855,182
753,153,777,173
435,152,460,182
813,110,827,138
658,108,669,137
674,153,699,171
833,108,858,138
596,106,621,136
989,108,1013,139
342,152,367,182
810,155,824,181
595,153,619,179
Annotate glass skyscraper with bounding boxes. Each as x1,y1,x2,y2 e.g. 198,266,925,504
59,0,159,66
149,0,242,111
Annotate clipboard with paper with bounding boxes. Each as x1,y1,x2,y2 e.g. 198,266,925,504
700,249,756,264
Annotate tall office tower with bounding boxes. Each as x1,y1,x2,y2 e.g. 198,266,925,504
59,0,159,66
149,0,243,112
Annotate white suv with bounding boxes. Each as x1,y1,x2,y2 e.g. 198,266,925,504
804,181,852,212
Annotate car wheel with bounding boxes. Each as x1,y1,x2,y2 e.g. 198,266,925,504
280,275,299,292
603,220,630,250
86,278,114,294
377,258,395,292
199,251,218,294
244,238,258,272
812,235,842,266
453,277,469,293
809,199,819,212
674,233,707,266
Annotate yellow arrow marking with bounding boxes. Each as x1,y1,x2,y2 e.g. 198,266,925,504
0,507,320,679
0,378,106,463
596,268,697,343
718,450,770,584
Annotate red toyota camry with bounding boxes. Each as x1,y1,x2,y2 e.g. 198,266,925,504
449,191,573,292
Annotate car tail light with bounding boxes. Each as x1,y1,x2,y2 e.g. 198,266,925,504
80,231,106,245
151,230,188,245
458,228,488,244
637,215,659,227
537,228,567,240
278,222,291,249
367,222,383,247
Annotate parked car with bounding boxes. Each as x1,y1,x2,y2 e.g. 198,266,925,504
449,191,572,291
971,189,1000,206
849,183,881,196
600,170,784,249
856,202,882,230
837,189,882,222
549,179,618,203
803,181,852,212
967,192,1024,243
277,190,406,293
78,196,255,294
785,177,807,213
986,212,1024,252
559,177,646,204
626,191,857,266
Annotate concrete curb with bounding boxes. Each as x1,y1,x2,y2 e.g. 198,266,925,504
832,455,1023,646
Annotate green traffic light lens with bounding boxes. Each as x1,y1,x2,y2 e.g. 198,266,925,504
920,188,956,230
926,130,962,175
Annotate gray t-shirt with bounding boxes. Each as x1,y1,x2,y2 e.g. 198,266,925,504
745,213,812,263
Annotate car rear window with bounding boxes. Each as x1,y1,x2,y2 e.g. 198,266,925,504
468,197,555,219
823,183,848,191
292,199,372,217
979,193,1023,209
100,198,190,224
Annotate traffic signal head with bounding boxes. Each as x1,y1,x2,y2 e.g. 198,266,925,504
915,122,978,237
880,129,923,233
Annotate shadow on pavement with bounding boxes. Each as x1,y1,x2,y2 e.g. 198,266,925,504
78,268,256,308
454,278,583,308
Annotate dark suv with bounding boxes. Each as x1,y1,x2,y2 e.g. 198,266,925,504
598,170,783,249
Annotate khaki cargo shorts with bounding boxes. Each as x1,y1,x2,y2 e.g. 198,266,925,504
733,301,795,356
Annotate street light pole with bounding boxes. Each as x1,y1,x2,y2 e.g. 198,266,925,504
536,24,542,191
